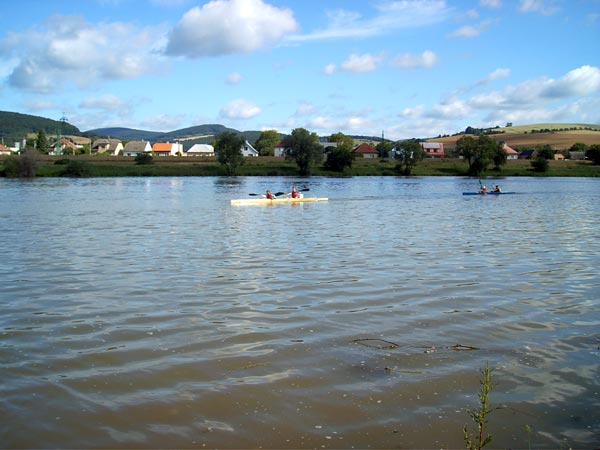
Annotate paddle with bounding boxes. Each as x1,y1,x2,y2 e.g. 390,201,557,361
248,191,286,197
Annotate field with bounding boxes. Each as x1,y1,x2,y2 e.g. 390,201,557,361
429,124,600,151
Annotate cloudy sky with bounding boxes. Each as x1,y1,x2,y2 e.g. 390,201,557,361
1,0,599,140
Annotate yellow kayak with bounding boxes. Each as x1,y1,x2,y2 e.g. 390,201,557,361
231,197,329,206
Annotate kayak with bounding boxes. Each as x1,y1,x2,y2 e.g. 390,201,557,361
463,191,516,195
231,197,329,206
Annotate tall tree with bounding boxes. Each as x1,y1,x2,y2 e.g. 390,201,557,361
586,144,600,165
36,129,47,154
254,130,280,156
376,140,394,158
282,128,323,176
394,139,425,176
457,135,504,176
216,132,246,175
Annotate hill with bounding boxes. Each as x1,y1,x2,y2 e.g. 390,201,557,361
0,111,82,144
427,123,600,151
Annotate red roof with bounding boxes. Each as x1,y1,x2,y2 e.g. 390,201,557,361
353,143,378,154
502,143,518,154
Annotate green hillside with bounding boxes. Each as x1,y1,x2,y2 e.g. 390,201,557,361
0,111,81,143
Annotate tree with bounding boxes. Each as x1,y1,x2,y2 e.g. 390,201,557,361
394,139,425,176
254,130,280,156
491,143,507,170
324,147,353,172
569,142,588,154
36,129,47,154
535,144,554,160
456,135,478,173
216,132,246,175
531,155,549,172
457,135,504,176
282,128,323,176
376,140,394,158
586,144,600,165
329,132,355,150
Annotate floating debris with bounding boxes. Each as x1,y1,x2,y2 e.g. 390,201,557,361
353,338,400,349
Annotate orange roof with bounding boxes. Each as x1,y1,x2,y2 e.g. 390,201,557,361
502,143,518,154
152,142,172,151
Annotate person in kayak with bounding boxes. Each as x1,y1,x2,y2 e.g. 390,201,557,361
265,190,275,199
493,185,501,193
288,186,304,199
480,185,489,194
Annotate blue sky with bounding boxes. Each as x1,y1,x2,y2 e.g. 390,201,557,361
1,0,599,140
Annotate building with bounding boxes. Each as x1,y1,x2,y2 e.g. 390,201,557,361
92,138,124,156
123,140,152,157
185,144,214,157
420,142,444,158
241,140,259,157
353,142,378,158
152,142,183,157
502,143,519,160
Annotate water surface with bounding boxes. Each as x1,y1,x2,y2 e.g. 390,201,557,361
1,176,598,448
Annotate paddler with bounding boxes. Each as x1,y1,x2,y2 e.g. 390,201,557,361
265,190,274,199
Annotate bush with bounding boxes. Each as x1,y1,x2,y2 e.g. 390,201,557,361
135,153,153,165
2,152,37,177
531,155,549,172
54,158,71,165
586,144,600,165
63,159,91,177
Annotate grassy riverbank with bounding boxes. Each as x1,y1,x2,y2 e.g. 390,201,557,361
2,155,600,177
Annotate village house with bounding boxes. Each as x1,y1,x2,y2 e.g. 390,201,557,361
502,143,519,160
0,144,12,155
353,142,378,158
92,138,123,156
421,142,444,158
185,144,214,157
152,142,183,157
123,140,152,157
241,140,259,157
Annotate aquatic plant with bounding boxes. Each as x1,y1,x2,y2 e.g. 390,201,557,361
463,362,494,450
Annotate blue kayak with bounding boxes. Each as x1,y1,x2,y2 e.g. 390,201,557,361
463,191,515,195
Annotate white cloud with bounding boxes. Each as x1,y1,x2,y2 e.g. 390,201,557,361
540,65,600,98
518,0,560,15
483,68,511,82
3,15,163,93
340,53,385,73
391,50,437,69
288,0,452,42
79,94,128,112
226,72,243,84
427,99,471,119
165,0,298,57
220,99,262,119
323,64,336,75
449,19,491,38
480,0,501,8
295,102,316,116
469,65,600,108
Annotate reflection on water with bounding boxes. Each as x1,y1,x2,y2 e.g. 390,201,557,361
1,176,599,448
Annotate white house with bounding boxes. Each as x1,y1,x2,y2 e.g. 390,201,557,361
241,140,259,157
123,140,152,157
186,144,214,157
152,142,183,156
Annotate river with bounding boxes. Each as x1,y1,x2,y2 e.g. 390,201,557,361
1,176,598,448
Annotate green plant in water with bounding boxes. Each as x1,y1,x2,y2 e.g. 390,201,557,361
463,362,494,450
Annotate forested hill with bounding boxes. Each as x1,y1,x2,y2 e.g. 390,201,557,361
0,111,81,143
86,124,248,143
